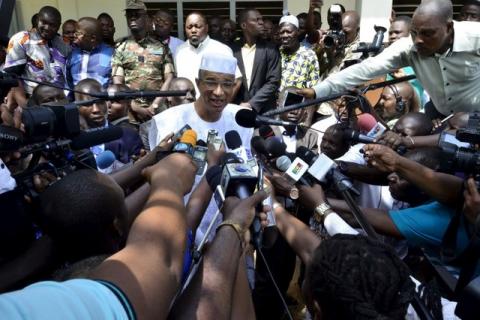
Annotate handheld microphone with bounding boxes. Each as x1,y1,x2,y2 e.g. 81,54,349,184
225,130,249,163
172,129,197,155
235,109,297,128
220,153,262,248
356,113,378,133
264,137,287,159
95,150,117,173
276,155,312,186
343,128,375,145
70,126,123,150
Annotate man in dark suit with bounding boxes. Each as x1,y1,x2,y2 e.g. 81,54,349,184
233,8,281,114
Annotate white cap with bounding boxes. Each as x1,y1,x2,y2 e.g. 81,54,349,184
279,15,299,29
199,53,237,76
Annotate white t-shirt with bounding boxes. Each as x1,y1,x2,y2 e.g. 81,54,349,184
149,102,254,244
312,115,339,147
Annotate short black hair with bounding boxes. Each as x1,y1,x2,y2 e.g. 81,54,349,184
393,15,412,25
38,6,61,23
297,12,308,20
307,234,415,320
38,169,126,261
97,12,114,22
238,8,258,24
154,9,174,23
186,11,207,25
31,13,39,29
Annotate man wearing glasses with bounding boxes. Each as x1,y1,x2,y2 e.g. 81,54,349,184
112,0,175,125
149,52,253,152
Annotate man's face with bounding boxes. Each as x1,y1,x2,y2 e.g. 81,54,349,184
62,22,76,44
169,80,196,106
262,20,274,40
342,16,359,44
459,4,480,22
279,23,299,52
411,14,453,56
221,21,235,43
321,127,349,159
297,17,307,40
387,172,411,202
209,17,221,39
375,87,399,121
185,14,208,47
243,10,264,38
35,87,67,105
196,70,235,116
393,117,420,137
281,108,307,124
126,9,148,34
78,97,108,128
37,13,61,41
154,12,173,39
107,100,128,121
389,20,410,44
74,22,94,51
98,16,115,40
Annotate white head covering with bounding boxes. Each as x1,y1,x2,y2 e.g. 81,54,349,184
199,53,237,76
279,15,299,29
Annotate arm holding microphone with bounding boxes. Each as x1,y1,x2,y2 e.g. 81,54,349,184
364,144,463,207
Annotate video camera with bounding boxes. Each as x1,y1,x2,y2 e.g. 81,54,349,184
324,4,346,49
438,112,480,175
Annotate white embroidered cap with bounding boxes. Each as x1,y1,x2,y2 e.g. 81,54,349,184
199,53,237,76
279,15,299,29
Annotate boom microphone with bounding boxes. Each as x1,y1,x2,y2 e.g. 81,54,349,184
70,126,123,150
235,109,297,128
90,89,190,100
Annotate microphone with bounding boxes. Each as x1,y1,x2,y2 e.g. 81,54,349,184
220,153,262,248
343,128,375,145
276,155,312,186
225,130,249,162
206,165,222,190
70,126,123,150
95,150,116,173
235,109,297,128
0,125,24,151
172,129,197,155
264,137,287,159
196,139,207,147
251,136,268,157
88,89,190,100
357,113,378,133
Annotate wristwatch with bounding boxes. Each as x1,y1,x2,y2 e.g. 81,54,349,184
314,202,332,222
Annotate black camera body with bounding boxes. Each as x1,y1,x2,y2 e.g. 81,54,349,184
324,5,346,49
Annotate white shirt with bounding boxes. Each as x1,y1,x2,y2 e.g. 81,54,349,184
149,102,254,245
312,114,339,147
313,21,480,115
174,36,241,97
168,36,184,57
279,126,297,153
241,43,256,90
0,159,16,194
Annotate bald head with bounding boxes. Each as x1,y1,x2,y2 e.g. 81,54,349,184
415,0,453,23
75,17,102,51
342,11,360,44
393,112,433,137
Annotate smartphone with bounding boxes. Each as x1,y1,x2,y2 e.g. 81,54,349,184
212,137,223,151
193,146,208,175
281,90,305,108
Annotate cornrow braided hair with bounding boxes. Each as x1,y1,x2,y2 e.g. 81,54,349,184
307,234,415,320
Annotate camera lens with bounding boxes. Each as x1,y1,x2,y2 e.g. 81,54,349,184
22,107,56,143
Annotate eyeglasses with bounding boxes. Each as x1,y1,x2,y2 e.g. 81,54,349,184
200,79,235,90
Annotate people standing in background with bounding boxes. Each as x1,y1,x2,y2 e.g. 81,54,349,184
97,13,116,47
152,9,185,57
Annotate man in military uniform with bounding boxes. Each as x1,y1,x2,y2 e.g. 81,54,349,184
112,0,175,125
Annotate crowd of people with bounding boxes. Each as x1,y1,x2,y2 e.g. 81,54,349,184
0,0,480,319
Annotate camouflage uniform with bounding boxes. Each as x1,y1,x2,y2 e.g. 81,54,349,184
112,36,175,122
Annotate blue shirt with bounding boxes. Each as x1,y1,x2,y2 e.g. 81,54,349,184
67,42,114,89
389,201,470,255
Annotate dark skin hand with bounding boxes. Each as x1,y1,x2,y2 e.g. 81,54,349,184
463,177,480,226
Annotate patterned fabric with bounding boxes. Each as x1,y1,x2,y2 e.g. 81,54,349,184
280,45,320,91
66,42,114,89
5,31,71,94
111,36,175,91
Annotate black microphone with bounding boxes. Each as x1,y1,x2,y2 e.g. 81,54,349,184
251,136,268,157
343,128,375,144
70,126,123,150
235,109,297,128
88,89,189,100
225,130,242,149
265,137,287,159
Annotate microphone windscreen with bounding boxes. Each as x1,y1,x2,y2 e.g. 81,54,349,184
205,165,222,191
296,146,316,165
180,129,197,147
225,130,242,149
235,109,257,128
70,126,123,150
96,150,116,169
196,139,207,147
275,155,292,172
258,125,275,139
357,113,377,133
251,136,267,155
265,137,286,159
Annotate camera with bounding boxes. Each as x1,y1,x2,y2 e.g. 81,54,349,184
324,4,346,49
438,113,480,175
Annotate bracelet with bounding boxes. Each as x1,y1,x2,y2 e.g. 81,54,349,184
216,220,245,247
